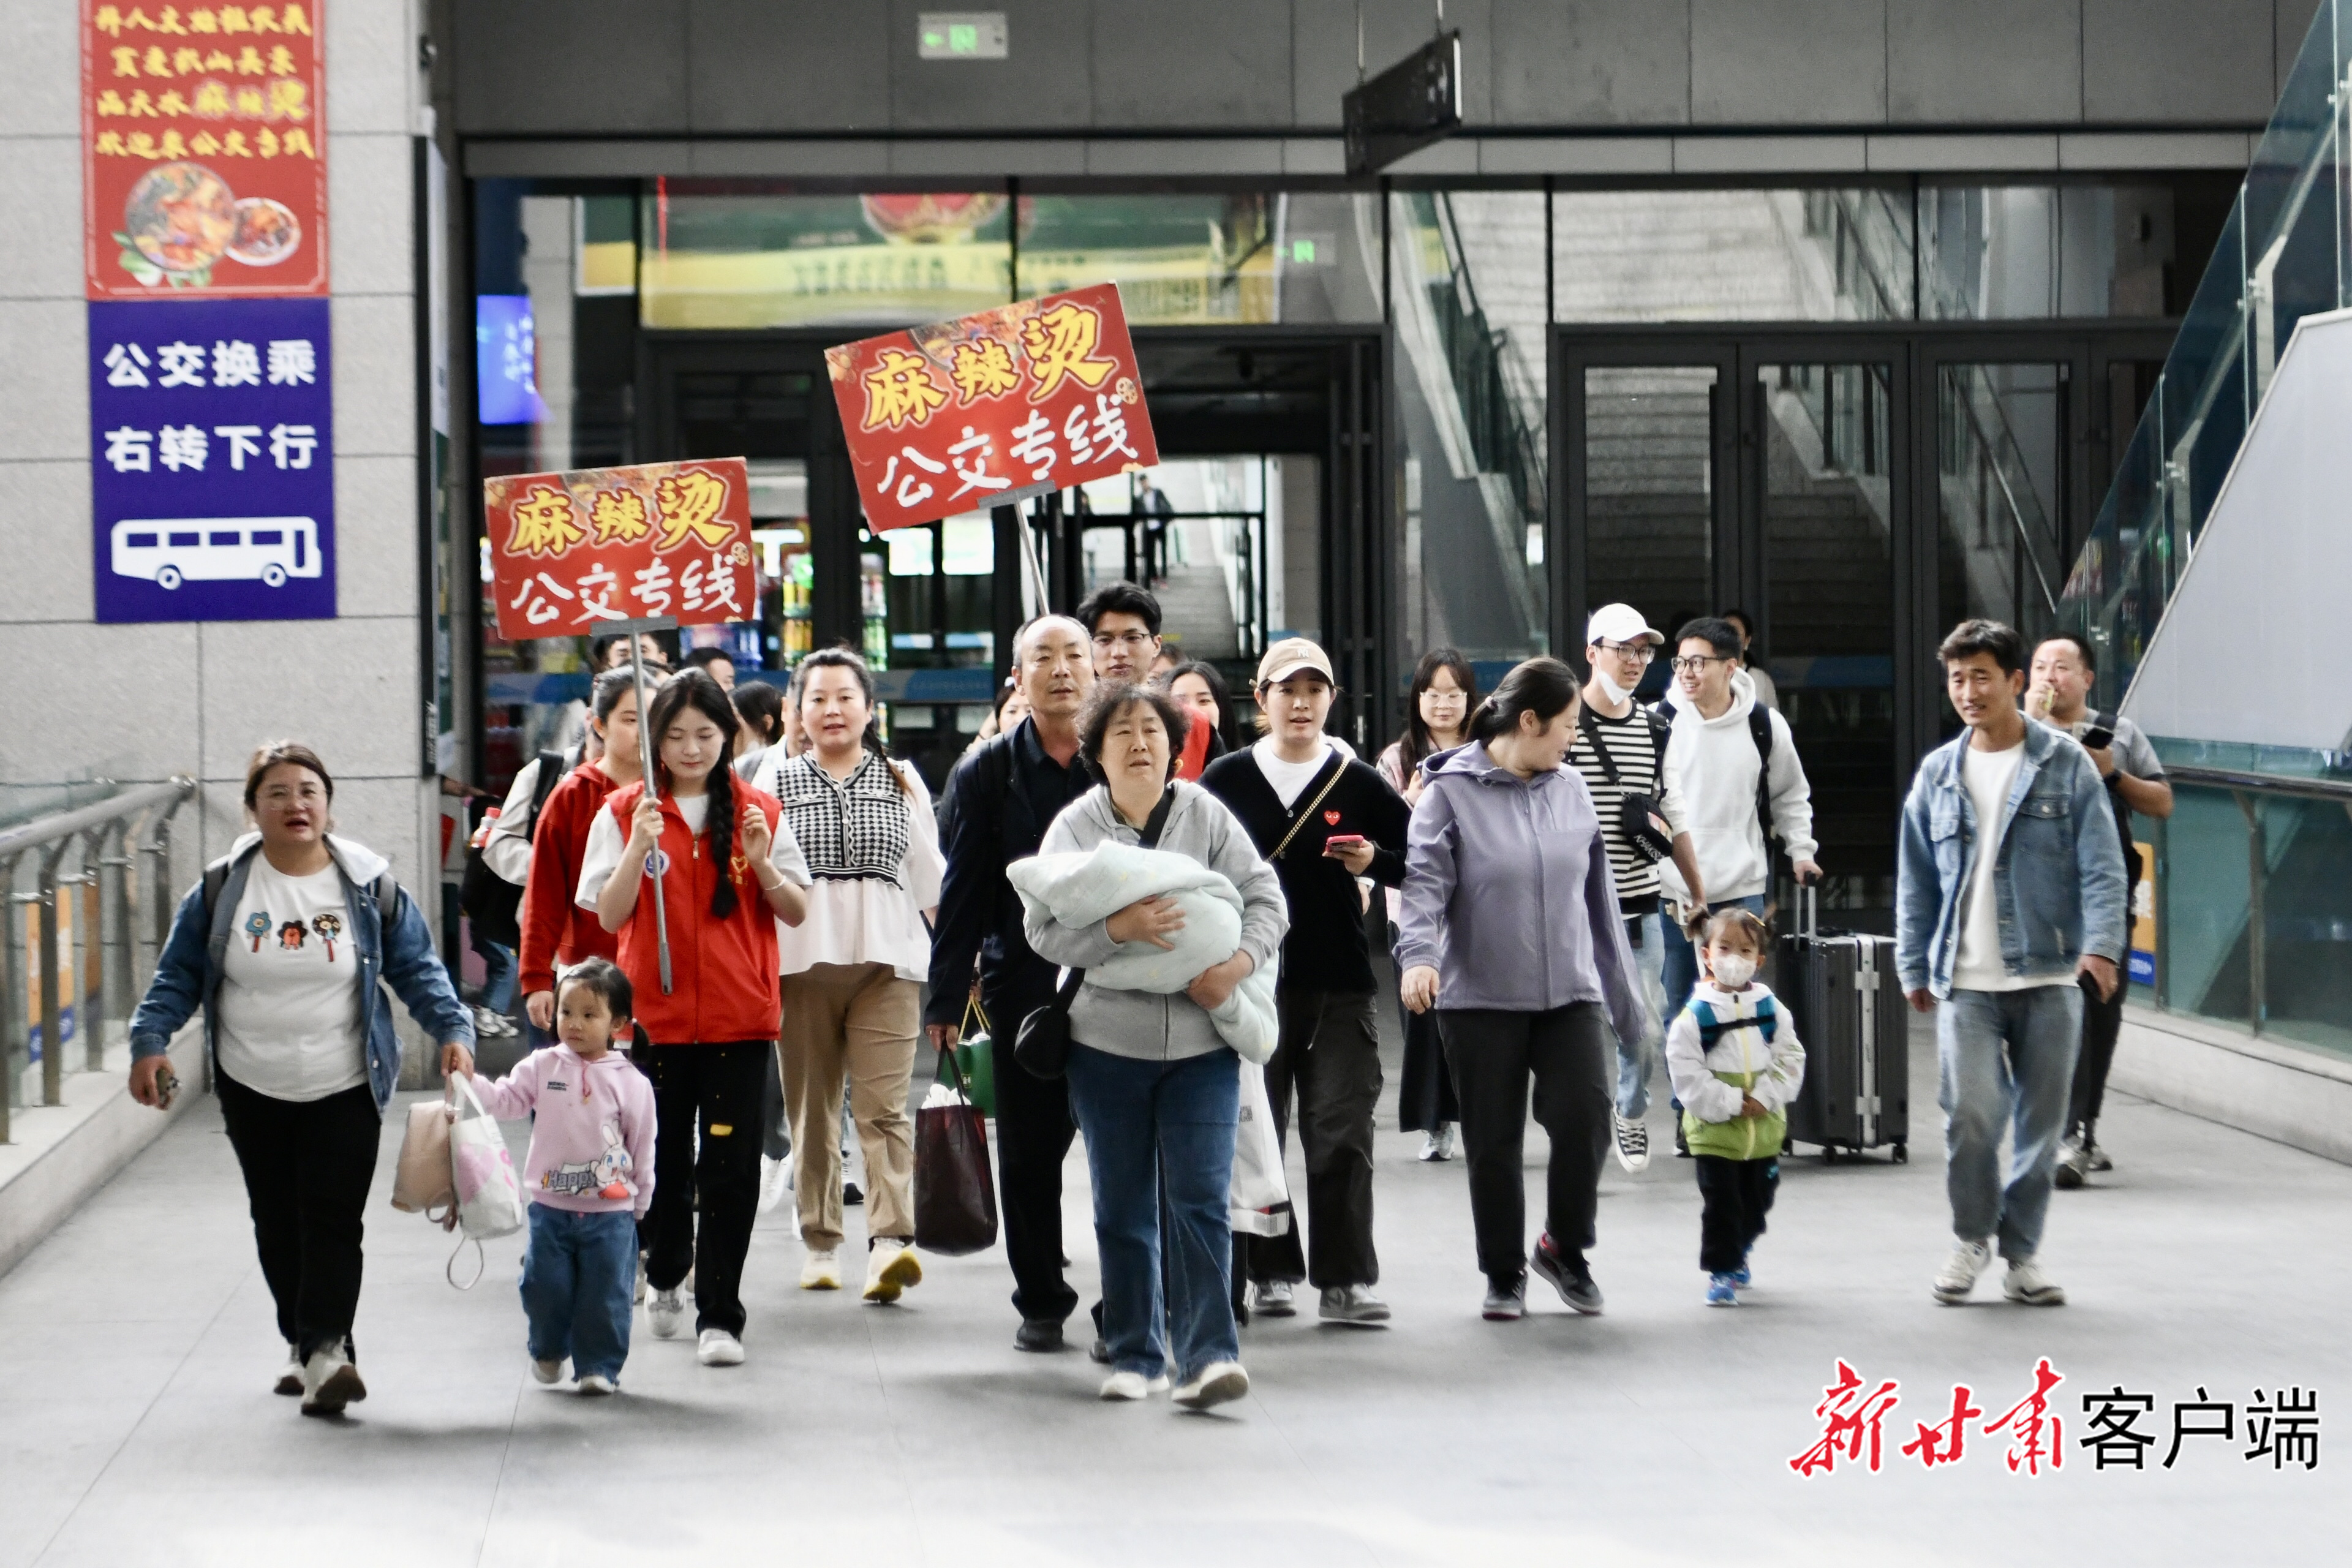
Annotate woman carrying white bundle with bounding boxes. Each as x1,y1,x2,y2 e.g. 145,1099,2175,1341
1020,682,1287,1410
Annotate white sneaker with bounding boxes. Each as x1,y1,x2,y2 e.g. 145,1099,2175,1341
575,1373,618,1395
1417,1125,1456,1162
1099,1370,1172,1401
1172,1359,1250,1410
298,1344,367,1416
274,1343,303,1397
1932,1239,1995,1304
1253,1279,1296,1317
530,1357,564,1385
801,1248,843,1291
758,1155,791,1215
1611,1109,1651,1174
864,1238,923,1303
1318,1284,1392,1325
473,1006,515,1039
648,1287,685,1338
2002,1256,2067,1306
696,1329,745,1366
633,1252,647,1305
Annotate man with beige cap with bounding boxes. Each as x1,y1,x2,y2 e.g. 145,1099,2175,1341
1201,638,1412,1327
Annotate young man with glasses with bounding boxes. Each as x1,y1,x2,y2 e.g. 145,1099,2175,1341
1568,605,1707,1172
1657,618,1820,1040
1076,581,1164,685
1897,619,2125,1308
2026,633,2171,1188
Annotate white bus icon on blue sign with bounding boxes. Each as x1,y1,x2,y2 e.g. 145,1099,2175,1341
110,518,322,590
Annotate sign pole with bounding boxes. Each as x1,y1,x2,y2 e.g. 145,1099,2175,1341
619,621,674,995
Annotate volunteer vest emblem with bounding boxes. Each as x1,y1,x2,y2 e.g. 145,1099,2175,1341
644,848,670,877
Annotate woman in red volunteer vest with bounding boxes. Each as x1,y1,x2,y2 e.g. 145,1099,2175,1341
579,669,810,1368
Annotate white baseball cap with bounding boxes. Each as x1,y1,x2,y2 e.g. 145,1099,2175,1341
1586,603,1664,648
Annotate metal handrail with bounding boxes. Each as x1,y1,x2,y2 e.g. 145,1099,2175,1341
1949,379,2061,617
2163,763,2352,802
0,777,195,1142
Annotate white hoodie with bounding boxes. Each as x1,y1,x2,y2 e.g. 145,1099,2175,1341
1657,669,1817,905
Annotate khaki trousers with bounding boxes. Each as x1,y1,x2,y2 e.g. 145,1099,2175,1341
778,962,921,1251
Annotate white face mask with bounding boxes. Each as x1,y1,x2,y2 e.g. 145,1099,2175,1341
1710,953,1757,990
1594,669,1634,705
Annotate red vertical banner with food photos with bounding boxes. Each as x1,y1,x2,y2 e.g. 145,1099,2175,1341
484,458,756,641
824,283,1159,532
82,1,329,299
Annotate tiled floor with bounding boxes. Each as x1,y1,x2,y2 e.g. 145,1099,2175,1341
1,1015,2342,1567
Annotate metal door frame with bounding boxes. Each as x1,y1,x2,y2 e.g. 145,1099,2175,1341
1553,319,2176,781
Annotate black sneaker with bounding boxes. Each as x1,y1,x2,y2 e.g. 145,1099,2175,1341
1014,1318,1064,1353
843,1180,864,1207
1481,1275,1526,1321
1531,1234,1604,1314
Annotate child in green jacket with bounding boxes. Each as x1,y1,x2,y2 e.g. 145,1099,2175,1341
1664,908,1806,1306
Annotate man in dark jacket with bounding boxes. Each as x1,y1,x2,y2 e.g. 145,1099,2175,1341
1200,638,1411,1326
925,615,1097,1352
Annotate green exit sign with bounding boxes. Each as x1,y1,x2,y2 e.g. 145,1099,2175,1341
918,12,1008,59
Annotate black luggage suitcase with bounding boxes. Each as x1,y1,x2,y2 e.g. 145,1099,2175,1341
1776,888,1909,1164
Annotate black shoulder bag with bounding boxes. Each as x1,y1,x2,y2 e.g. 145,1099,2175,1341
1578,707,1676,864
1012,785,1178,1081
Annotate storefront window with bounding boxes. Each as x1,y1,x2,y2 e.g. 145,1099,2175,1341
1017,193,1382,325
639,187,1013,330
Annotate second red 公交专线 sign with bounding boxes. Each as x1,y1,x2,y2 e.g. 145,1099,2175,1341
825,282,1159,532
485,457,754,641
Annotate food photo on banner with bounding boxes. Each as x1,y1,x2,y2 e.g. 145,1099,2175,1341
484,458,756,641
88,295,334,623
824,282,1159,532
81,0,328,300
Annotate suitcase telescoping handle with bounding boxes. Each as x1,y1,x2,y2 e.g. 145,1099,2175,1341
1800,881,1818,940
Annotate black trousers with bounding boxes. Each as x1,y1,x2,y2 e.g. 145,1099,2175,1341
1246,987,1382,1289
216,1065,381,1363
640,1041,768,1338
2068,971,2126,1139
1694,1154,1778,1274
984,977,1080,1325
1439,1002,1613,1285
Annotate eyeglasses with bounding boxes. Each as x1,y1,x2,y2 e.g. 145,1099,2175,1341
1668,655,1728,675
1597,641,1654,663
1093,631,1156,650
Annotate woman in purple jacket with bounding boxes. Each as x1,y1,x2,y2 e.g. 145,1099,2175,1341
1395,658,1652,1323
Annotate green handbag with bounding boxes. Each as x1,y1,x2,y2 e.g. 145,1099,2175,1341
952,995,997,1118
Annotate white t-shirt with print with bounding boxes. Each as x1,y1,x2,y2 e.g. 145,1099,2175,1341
216,859,369,1102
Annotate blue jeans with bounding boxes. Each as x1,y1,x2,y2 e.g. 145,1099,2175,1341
1937,985,2082,1261
1065,1044,1240,1384
1615,913,1667,1118
519,1204,638,1382
471,934,517,1014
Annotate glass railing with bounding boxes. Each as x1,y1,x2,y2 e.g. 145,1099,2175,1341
2060,0,2349,709
2141,741,2352,1062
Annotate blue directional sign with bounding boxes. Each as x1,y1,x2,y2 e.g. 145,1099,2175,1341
88,297,334,622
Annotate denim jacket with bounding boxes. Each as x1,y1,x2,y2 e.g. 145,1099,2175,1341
129,833,474,1115
1895,722,2127,1000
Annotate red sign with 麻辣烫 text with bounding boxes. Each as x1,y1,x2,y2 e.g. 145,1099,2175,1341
485,458,755,641
82,1,328,299
825,282,1159,532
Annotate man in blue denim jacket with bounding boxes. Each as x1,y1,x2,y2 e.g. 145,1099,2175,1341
1896,620,2126,1310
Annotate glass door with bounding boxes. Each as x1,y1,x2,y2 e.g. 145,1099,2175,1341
1751,356,1905,917
1561,351,1733,703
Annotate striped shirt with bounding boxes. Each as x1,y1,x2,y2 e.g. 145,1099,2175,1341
1566,704,1685,913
